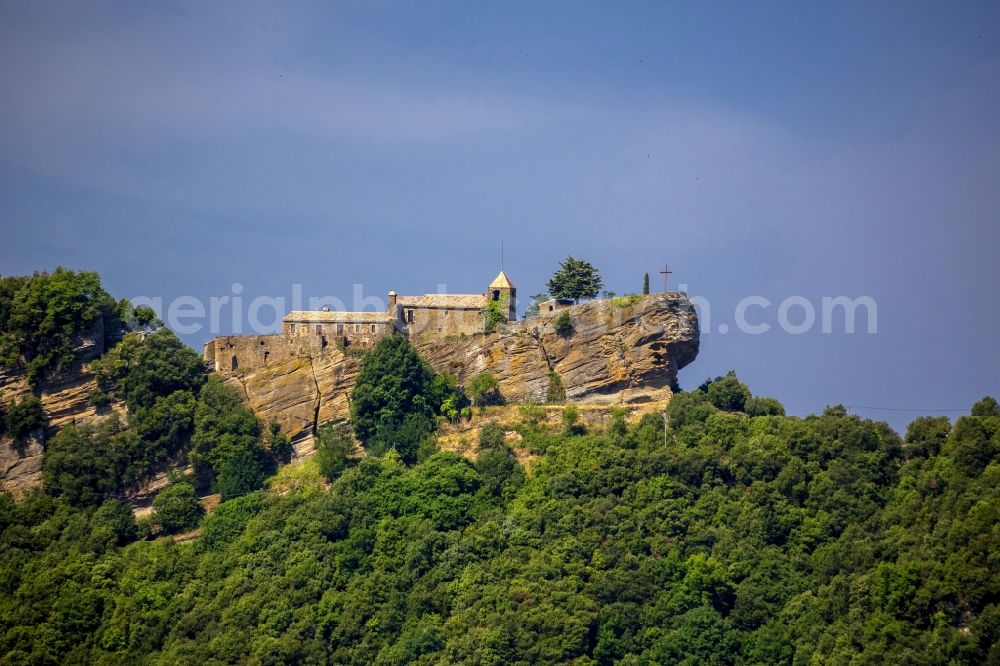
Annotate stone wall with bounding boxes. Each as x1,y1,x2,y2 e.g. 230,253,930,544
283,321,392,349
401,307,483,340
204,334,320,374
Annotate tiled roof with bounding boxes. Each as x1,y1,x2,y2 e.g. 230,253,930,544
283,310,393,323
489,271,516,289
396,294,485,309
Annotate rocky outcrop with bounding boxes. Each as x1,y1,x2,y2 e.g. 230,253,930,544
0,293,699,495
415,293,698,404
227,353,364,454
0,432,44,499
216,293,699,447
0,328,126,498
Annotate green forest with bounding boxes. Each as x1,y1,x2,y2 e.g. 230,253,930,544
1,271,999,664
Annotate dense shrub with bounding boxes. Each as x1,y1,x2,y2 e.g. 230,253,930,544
92,329,204,411
369,412,436,464
972,395,1000,417
42,419,121,506
191,376,268,491
478,422,506,450
745,396,785,417
467,372,502,407
197,492,265,553
562,404,584,435
264,419,293,464
152,481,204,534
4,395,47,440
350,334,436,460
0,269,120,385
91,500,138,546
430,372,467,421
476,440,523,499
481,296,510,334
215,455,267,500
700,371,751,411
611,294,640,307
546,370,566,403
667,389,716,430
554,311,573,337
130,390,196,466
904,415,951,457
316,423,356,481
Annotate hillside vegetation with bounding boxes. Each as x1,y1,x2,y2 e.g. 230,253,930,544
3,389,999,662
1,270,291,504
1,271,998,664
0,269,121,386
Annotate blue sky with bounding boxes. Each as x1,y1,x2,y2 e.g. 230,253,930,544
1,1,999,432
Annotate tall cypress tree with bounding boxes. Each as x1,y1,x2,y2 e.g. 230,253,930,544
643,272,650,295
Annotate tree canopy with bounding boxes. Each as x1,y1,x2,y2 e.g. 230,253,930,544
0,269,121,385
151,481,204,533
546,256,603,303
92,328,205,412
3,385,999,664
350,334,437,462
190,375,269,492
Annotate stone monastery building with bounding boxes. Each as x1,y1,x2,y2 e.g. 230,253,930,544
283,271,517,347
204,271,522,374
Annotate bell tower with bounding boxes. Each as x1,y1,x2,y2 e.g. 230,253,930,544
488,271,516,321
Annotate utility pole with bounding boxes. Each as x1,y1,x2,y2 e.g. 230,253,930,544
662,409,669,447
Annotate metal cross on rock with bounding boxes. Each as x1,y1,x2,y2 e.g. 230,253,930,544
659,265,673,292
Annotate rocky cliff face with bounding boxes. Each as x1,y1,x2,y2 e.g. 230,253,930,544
0,328,126,498
0,294,700,495
218,293,699,449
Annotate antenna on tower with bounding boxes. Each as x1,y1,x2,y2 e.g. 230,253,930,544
501,241,504,271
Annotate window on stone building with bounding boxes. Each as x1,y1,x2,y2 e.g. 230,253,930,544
407,310,414,323
337,323,343,335
231,355,238,371
355,324,361,333
492,290,500,301
315,324,322,335
289,323,296,333
371,324,376,333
